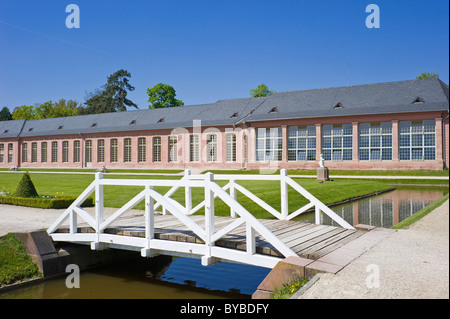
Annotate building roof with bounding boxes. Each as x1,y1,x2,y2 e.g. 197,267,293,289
1,78,448,139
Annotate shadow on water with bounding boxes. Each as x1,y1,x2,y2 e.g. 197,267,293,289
295,186,449,228
0,254,271,299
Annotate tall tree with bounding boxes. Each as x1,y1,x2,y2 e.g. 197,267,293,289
0,107,12,121
84,69,137,114
147,83,184,109
250,83,274,98
416,72,439,79
12,105,36,120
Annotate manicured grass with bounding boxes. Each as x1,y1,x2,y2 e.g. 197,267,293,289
0,172,394,219
0,234,41,287
0,168,184,174
205,169,449,176
391,193,449,230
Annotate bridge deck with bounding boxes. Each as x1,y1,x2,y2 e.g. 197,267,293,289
55,214,367,260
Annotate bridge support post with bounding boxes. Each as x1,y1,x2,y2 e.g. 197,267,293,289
185,169,192,215
202,172,217,266
280,169,288,220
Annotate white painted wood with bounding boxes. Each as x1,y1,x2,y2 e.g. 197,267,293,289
211,218,245,243
47,181,95,234
280,169,288,220
233,183,282,220
315,206,321,225
246,224,256,255
286,202,315,221
95,172,104,235
69,209,77,234
229,180,236,218
99,190,146,231
184,170,192,215
73,207,96,230
145,185,154,250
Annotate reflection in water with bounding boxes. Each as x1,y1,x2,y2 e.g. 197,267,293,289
0,254,270,299
301,188,448,228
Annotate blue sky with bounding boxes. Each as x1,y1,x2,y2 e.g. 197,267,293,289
0,0,448,112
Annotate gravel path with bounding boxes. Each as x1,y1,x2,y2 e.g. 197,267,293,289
299,199,449,299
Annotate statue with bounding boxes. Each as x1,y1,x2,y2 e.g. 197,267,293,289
317,154,329,182
319,154,325,168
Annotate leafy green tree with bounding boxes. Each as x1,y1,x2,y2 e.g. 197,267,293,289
416,72,439,79
35,99,80,119
12,105,36,120
147,83,184,109
250,83,274,97
0,107,12,121
84,69,138,114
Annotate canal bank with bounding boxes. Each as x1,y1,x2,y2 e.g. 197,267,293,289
296,197,449,299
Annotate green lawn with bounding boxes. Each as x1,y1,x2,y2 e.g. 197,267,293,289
0,234,41,287
205,169,449,176
0,172,393,219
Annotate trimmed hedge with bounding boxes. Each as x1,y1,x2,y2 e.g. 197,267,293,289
0,196,94,209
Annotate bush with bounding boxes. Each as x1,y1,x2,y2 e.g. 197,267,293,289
0,195,94,209
14,173,39,198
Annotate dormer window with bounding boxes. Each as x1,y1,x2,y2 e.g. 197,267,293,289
28,128,33,132
230,112,238,118
412,97,424,104
91,122,97,127
157,118,164,123
58,126,63,130
4,130,8,134
333,102,344,109
129,120,136,125
269,107,278,113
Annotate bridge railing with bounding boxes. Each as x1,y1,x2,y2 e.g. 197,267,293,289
184,169,354,229
47,170,353,268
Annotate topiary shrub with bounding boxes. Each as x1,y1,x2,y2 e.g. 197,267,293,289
14,173,39,198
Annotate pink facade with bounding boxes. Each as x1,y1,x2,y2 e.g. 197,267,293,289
1,111,448,171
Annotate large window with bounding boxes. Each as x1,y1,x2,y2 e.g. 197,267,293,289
256,127,282,161
399,120,436,161
207,134,217,162
32,143,37,163
359,122,392,161
124,138,132,162
138,137,146,162
8,143,13,163
153,137,161,162
73,140,80,163
85,140,92,163
110,139,118,163
288,125,316,161
97,139,105,163
22,143,28,163
169,136,177,162
190,134,199,162
0,143,3,163
322,124,353,161
225,133,236,162
62,141,69,163
52,141,58,163
41,142,47,163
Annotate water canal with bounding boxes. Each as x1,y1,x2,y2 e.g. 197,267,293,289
1,186,447,299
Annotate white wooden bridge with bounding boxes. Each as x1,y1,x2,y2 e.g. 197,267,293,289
47,170,363,269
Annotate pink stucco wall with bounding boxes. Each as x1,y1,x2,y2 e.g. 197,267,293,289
0,111,448,171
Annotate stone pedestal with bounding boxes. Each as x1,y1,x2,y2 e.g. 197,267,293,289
317,167,329,182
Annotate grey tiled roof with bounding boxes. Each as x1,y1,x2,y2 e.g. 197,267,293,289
0,78,448,139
